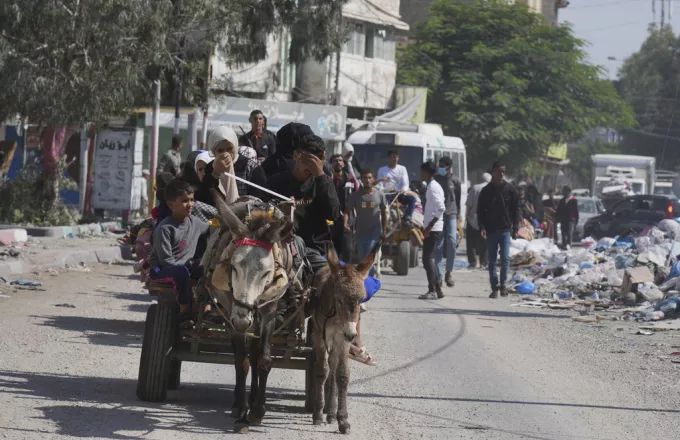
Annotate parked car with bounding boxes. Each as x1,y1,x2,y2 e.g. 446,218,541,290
574,197,605,241
583,195,680,239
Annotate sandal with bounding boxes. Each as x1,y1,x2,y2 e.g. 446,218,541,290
348,346,377,366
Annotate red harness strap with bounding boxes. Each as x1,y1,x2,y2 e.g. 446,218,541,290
233,237,273,252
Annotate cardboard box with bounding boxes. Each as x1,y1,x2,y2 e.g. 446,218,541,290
621,266,655,295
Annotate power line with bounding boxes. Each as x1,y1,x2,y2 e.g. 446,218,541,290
568,0,645,9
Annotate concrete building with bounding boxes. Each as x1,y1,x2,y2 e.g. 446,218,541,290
212,0,409,120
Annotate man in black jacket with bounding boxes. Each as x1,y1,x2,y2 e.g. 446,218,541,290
434,156,461,288
238,110,277,159
477,161,519,298
266,134,341,273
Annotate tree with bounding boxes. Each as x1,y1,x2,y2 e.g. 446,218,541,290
397,0,634,171
0,0,346,219
617,26,680,167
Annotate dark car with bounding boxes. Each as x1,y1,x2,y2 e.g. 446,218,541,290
583,195,680,239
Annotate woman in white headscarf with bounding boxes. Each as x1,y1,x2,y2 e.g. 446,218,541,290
196,126,268,205
194,151,214,182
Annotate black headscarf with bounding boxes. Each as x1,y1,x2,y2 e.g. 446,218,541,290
261,123,315,178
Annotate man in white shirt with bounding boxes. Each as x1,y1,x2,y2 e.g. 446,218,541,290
377,150,417,223
419,161,446,300
377,150,409,191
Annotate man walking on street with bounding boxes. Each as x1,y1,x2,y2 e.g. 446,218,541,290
158,135,183,176
466,173,491,268
239,109,277,160
434,156,461,288
477,162,519,298
345,169,387,266
556,185,579,250
331,154,359,262
419,161,446,300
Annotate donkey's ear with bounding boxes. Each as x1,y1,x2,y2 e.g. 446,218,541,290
211,189,248,237
326,243,342,274
265,217,294,244
356,244,378,279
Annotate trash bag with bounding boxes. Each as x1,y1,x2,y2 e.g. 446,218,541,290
516,281,536,294
596,237,616,249
660,276,680,293
635,236,651,253
658,219,680,236
615,254,635,270
582,236,596,249
667,261,680,281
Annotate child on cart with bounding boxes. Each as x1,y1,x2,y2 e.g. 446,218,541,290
149,180,211,328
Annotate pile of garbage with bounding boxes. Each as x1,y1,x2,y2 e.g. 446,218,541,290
507,219,680,322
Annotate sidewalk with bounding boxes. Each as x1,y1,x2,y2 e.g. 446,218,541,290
0,235,132,277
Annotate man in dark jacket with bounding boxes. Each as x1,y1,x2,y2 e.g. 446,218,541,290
477,161,519,298
238,110,277,159
434,156,461,288
556,186,579,250
330,154,359,262
266,134,341,273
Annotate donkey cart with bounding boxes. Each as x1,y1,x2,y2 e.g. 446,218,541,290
136,280,316,412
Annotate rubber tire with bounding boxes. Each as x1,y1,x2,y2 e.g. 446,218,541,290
409,244,419,268
304,321,315,413
395,241,410,276
136,302,178,402
167,360,182,390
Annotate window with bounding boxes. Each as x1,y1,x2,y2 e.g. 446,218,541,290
364,26,395,61
611,200,634,218
451,152,462,181
343,23,365,56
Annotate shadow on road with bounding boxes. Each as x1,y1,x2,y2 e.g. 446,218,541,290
0,370,309,438
380,307,568,320
32,315,145,348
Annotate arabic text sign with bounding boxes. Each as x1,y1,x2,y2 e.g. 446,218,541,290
92,128,144,210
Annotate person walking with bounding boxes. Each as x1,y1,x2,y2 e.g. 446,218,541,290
465,173,490,268
477,162,519,298
158,135,183,176
238,109,277,159
331,154,359,262
345,169,387,265
556,186,579,250
434,156,461,288
418,161,446,300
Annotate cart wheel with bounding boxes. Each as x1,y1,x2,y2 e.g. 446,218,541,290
395,241,410,276
136,302,178,402
167,360,182,390
409,243,419,268
304,321,315,413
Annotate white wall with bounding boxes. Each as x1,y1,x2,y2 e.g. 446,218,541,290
335,54,396,109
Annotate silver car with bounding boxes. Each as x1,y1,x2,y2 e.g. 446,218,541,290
574,197,605,241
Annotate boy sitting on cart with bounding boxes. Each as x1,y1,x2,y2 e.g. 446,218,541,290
149,180,211,328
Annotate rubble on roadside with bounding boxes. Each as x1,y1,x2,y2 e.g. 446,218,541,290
506,220,680,324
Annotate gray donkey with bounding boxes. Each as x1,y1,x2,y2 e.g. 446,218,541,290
201,191,294,433
311,245,376,434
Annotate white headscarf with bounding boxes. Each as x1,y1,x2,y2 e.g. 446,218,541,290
208,126,240,160
194,151,214,170
342,142,354,156
482,173,492,183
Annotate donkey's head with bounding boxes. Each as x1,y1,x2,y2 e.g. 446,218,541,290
323,246,376,343
212,190,293,332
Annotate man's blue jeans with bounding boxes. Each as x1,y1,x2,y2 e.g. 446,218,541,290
487,231,511,289
355,235,380,277
150,263,203,305
436,216,458,279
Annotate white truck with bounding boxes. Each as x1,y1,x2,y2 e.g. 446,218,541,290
591,155,656,208
654,169,679,198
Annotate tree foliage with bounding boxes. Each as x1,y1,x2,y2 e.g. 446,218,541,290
397,0,635,170
0,0,346,126
617,26,680,167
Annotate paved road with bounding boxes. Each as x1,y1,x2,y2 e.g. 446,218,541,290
0,261,677,439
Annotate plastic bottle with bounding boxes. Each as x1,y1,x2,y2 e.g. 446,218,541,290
645,311,665,321
559,292,575,299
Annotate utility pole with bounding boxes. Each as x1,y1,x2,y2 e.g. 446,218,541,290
149,80,161,213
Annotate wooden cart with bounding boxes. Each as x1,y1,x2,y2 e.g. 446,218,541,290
135,281,316,412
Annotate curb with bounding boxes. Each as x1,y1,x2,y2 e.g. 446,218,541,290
0,245,133,278
0,222,122,238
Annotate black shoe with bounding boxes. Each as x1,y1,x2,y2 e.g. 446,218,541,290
489,288,499,299
500,285,508,297
445,271,454,287
178,311,195,329
436,288,445,299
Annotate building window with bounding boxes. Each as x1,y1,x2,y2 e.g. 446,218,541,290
343,23,365,56
365,27,395,61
